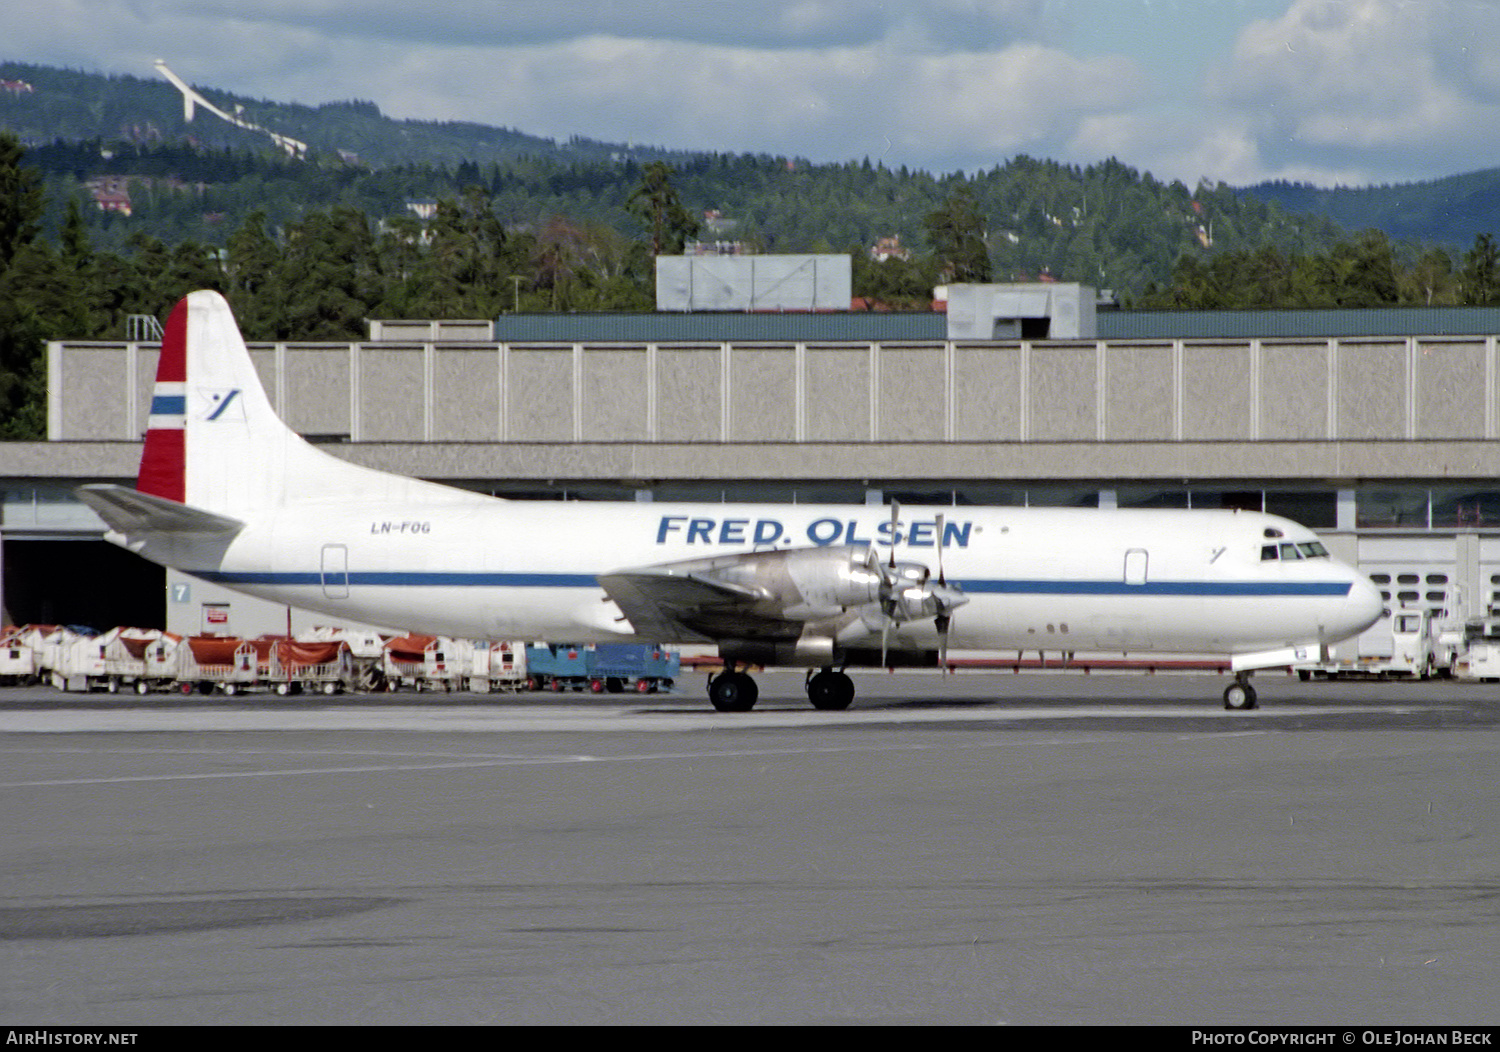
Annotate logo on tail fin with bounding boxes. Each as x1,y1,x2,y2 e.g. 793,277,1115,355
203,388,244,422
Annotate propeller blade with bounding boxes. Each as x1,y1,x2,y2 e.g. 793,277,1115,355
935,512,947,585
888,500,900,570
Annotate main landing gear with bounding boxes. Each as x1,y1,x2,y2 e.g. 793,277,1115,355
805,668,855,710
706,666,857,712
707,668,758,712
1223,673,1258,711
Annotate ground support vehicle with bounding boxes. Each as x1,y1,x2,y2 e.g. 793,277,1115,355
297,627,388,690
46,628,107,691
468,641,528,692
1295,605,1459,680
99,627,171,693
525,643,678,693
269,639,354,695
180,636,259,695
382,635,470,692
0,626,43,684
1454,620,1500,680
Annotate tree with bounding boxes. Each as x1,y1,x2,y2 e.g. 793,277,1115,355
628,162,699,256
0,134,53,437
1461,233,1500,305
924,185,991,283
0,132,44,270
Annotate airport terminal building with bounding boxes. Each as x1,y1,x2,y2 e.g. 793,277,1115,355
5,262,1500,657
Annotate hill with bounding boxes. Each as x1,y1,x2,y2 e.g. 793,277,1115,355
1238,168,1500,250
0,61,686,168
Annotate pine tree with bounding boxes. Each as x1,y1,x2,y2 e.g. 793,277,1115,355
628,162,699,256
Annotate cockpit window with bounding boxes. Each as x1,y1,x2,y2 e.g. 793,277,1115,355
1261,540,1330,561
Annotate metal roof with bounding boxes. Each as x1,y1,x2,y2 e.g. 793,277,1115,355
1097,307,1500,340
492,312,946,343
491,306,1500,344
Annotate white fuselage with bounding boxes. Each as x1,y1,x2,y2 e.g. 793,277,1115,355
199,499,1383,659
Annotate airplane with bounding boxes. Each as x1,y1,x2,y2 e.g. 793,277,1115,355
77,291,1385,712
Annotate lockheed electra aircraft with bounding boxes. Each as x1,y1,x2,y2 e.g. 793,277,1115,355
78,291,1384,711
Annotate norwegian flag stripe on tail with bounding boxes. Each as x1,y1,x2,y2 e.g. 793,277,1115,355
137,297,188,502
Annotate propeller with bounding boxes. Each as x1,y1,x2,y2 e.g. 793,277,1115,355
880,501,900,667
935,512,952,670
870,503,967,669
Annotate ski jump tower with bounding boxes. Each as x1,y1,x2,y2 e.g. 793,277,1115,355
154,60,309,158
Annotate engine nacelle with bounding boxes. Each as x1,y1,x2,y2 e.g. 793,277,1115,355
781,546,884,616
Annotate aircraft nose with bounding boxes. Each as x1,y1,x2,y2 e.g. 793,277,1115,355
1337,571,1385,641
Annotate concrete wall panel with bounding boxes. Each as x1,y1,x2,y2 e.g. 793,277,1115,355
360,346,426,441
135,347,160,439
1259,342,1328,439
283,346,350,438
729,347,796,441
433,347,499,441
952,346,1021,440
1183,343,1251,440
1338,340,1406,439
60,346,129,439
878,346,946,441
581,348,649,441
1415,339,1484,439
507,347,574,442
654,347,721,442
1029,343,1096,440
1104,344,1173,440
805,346,870,441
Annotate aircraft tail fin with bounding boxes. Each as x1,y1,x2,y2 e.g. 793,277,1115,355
134,291,467,516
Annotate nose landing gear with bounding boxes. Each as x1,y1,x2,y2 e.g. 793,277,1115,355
1223,674,1258,710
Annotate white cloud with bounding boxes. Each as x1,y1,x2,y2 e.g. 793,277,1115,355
1208,0,1500,181
345,33,1147,171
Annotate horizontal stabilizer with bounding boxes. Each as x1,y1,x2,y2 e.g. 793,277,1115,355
76,484,245,537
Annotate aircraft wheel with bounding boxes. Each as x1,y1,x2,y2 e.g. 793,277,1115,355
1223,681,1258,710
807,669,855,711
708,671,758,712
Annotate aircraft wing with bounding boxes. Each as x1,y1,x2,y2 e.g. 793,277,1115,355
76,484,245,537
597,566,795,643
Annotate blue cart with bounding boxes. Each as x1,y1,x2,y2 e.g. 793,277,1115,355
525,643,678,693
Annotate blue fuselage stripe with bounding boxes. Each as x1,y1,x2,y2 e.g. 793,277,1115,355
959,580,1352,597
198,570,1351,597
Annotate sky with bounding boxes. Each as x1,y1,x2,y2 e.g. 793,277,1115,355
6,0,1500,188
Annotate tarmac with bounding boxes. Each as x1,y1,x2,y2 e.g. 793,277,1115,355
1,670,1496,1025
